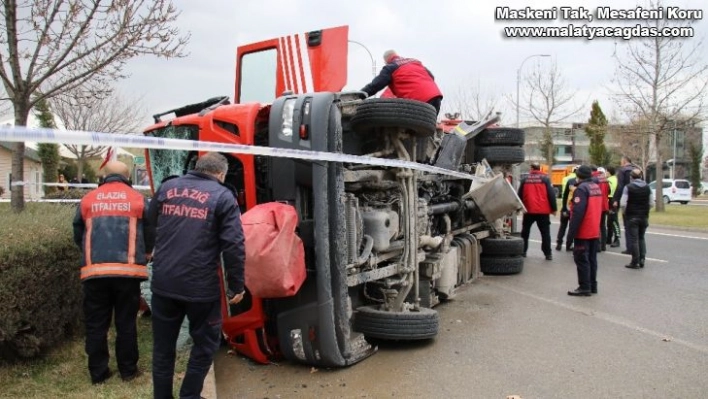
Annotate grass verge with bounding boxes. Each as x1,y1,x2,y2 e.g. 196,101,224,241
648,203,708,229
0,316,188,399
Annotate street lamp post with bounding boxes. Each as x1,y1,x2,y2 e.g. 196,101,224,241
516,54,551,129
348,40,377,78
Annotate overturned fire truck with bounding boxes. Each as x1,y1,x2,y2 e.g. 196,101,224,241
142,25,527,368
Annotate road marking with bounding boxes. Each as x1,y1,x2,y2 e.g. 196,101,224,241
527,239,668,263
486,281,708,356
527,218,708,241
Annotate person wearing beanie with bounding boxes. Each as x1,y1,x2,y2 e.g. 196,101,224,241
612,155,640,252
620,168,654,269
567,165,604,296
360,50,444,115
518,162,558,260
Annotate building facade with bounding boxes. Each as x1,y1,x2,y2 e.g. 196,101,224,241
0,142,44,200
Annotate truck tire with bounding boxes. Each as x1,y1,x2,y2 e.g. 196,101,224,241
480,255,524,275
475,146,525,165
475,128,525,146
351,98,437,136
353,305,439,340
481,236,524,256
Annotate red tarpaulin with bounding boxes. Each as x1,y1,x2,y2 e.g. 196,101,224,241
242,202,306,298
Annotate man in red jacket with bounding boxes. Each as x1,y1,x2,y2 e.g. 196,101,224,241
361,50,444,115
518,162,558,260
567,165,604,296
592,166,611,252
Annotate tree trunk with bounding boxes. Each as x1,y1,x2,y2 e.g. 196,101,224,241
11,102,30,212
77,146,85,183
654,132,665,212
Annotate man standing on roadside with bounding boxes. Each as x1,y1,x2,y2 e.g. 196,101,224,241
557,166,579,251
612,155,639,253
592,166,611,252
149,152,246,399
606,166,621,247
73,161,154,384
567,165,603,296
518,162,557,260
621,168,654,269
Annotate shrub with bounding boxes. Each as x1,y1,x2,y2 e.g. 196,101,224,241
0,204,83,363
44,187,152,201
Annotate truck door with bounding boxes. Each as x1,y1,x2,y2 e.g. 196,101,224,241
235,25,349,103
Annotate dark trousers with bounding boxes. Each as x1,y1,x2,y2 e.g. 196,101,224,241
521,213,552,256
626,216,649,266
556,212,573,248
607,210,621,243
152,293,222,399
573,239,599,291
621,212,629,251
83,278,141,383
599,211,608,250
427,96,443,116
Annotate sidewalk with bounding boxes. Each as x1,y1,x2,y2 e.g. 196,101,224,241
201,364,218,399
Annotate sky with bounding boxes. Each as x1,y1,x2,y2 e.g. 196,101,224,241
114,0,707,136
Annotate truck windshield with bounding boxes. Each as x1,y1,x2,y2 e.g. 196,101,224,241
144,125,199,185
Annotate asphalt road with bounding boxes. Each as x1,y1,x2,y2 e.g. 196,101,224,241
214,223,708,399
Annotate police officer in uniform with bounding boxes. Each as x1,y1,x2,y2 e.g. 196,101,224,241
518,162,557,260
567,165,604,296
556,166,579,251
148,152,246,399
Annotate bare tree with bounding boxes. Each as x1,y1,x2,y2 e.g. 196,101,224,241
444,78,503,121
51,87,147,179
612,0,708,212
1,0,189,212
522,61,585,164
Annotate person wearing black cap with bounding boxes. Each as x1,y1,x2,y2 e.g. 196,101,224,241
518,162,557,260
567,165,604,296
620,168,654,269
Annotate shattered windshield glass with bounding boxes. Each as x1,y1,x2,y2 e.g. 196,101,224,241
145,125,198,186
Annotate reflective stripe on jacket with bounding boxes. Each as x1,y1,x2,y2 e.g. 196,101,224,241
73,175,153,281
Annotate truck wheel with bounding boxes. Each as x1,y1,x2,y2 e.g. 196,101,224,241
351,98,438,136
353,305,439,340
475,128,525,146
480,255,524,275
475,146,525,164
481,236,524,256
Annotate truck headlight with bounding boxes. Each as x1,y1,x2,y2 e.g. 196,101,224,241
282,98,296,137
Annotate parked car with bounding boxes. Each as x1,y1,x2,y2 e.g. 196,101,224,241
648,179,692,204
700,182,708,195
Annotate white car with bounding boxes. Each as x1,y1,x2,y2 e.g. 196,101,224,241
648,179,692,204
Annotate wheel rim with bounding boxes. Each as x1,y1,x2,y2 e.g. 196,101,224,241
663,195,670,204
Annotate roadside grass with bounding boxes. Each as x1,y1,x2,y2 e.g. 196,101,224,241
0,316,188,399
649,203,708,229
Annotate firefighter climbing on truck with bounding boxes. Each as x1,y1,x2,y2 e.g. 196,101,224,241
360,49,443,115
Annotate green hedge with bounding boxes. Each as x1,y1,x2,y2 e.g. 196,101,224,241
0,204,83,363
44,188,152,200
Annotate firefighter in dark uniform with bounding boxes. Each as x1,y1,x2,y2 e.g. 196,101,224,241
592,166,611,252
567,165,604,296
148,152,246,399
73,161,154,384
518,162,558,260
361,50,444,115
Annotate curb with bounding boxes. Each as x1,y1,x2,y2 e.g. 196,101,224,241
200,363,218,399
